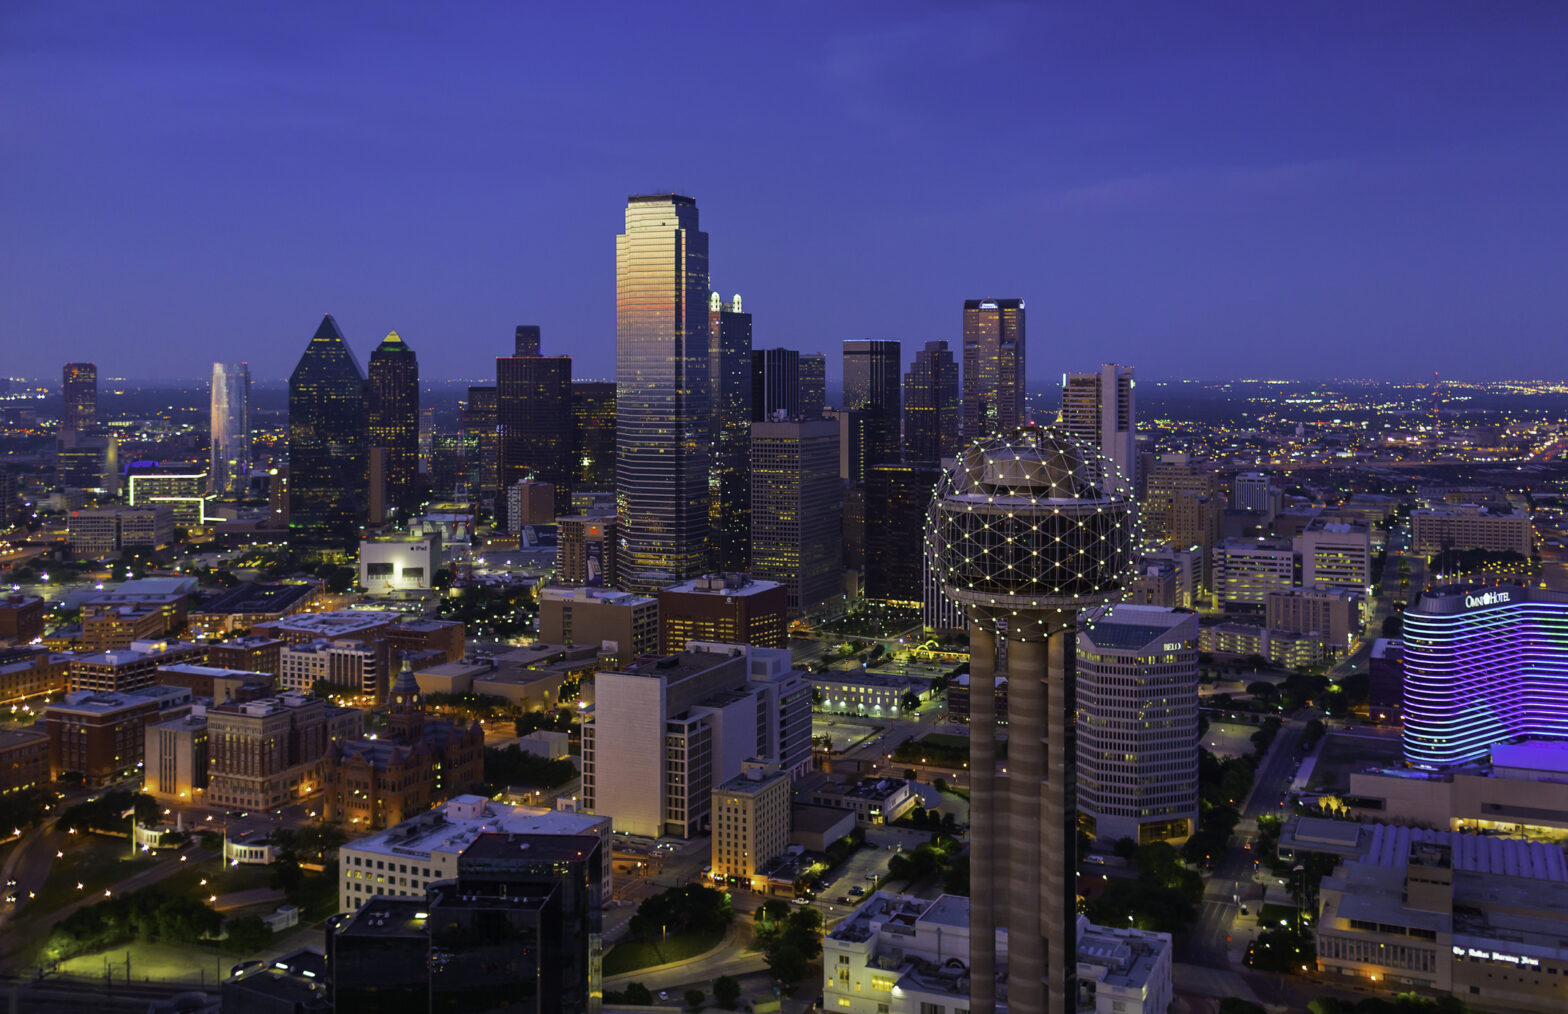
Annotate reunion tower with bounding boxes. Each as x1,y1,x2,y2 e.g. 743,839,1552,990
929,426,1139,1014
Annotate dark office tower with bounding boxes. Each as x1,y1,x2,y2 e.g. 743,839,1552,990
842,340,902,468
751,348,800,422
287,315,367,546
962,298,1026,439
209,362,251,497
498,329,573,518
461,386,499,504
864,461,942,604
365,332,420,511
61,363,97,436
615,194,710,591
904,340,961,461
800,353,826,419
709,292,753,572
751,419,841,613
571,382,616,490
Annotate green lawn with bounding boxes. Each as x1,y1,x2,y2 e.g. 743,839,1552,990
1258,902,1300,928
602,925,727,976
29,834,155,917
157,856,274,901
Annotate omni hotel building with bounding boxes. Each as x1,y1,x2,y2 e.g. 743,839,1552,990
1076,605,1200,845
1402,584,1568,769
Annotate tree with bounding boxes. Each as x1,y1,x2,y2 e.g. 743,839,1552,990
712,974,741,1009
225,914,273,953
903,768,918,781
900,690,921,712
764,938,810,982
685,987,705,1010
622,983,653,1005
1112,837,1137,860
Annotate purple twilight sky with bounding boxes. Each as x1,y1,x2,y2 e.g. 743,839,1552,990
3,2,1566,385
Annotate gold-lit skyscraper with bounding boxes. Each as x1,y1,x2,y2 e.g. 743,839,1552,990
62,362,98,437
616,194,710,591
962,298,1026,439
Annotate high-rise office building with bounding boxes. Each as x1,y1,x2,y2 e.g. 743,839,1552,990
62,362,97,437
288,315,368,546
366,332,420,511
1233,471,1281,520
864,462,942,605
461,385,498,504
842,340,902,470
709,293,753,573
962,299,1026,439
904,340,961,462
498,328,572,518
750,419,841,613
615,194,710,590
581,643,811,838
1060,364,1136,490
931,427,1137,1014
1077,606,1200,845
571,381,616,491
751,348,800,422
1142,454,1216,543
209,362,250,498
799,353,826,419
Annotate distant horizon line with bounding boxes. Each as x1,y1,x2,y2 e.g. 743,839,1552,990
0,375,1537,388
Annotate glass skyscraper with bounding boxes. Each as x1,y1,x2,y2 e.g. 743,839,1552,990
62,362,97,437
571,381,616,491
288,314,368,546
209,361,251,497
498,326,573,519
842,339,902,472
962,298,1026,439
615,194,710,590
366,332,420,510
904,339,961,462
709,292,752,573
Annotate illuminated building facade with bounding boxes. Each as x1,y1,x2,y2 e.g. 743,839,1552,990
799,353,826,419
62,362,97,437
209,361,250,497
749,419,841,613
366,332,420,511
709,293,752,572
903,340,960,462
961,298,1025,439
1076,606,1199,845
461,385,498,503
288,315,368,546
1403,584,1568,769
571,381,616,491
127,462,211,526
615,194,710,591
1060,364,1136,491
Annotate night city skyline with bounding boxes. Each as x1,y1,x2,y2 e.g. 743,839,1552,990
5,3,1567,383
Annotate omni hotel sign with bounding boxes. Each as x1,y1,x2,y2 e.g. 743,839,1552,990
1463,590,1512,609
1453,945,1540,968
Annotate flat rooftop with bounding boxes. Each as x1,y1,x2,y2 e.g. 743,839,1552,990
617,649,745,684
342,798,605,863
461,831,598,864
332,896,428,939
661,574,784,597
196,582,316,615
261,610,400,634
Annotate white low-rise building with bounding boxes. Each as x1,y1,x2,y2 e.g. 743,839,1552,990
338,793,611,914
823,892,1172,1014
359,534,441,592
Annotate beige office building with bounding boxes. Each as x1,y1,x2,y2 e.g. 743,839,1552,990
144,712,209,803
537,587,658,664
205,693,359,811
1412,504,1533,558
711,759,791,891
